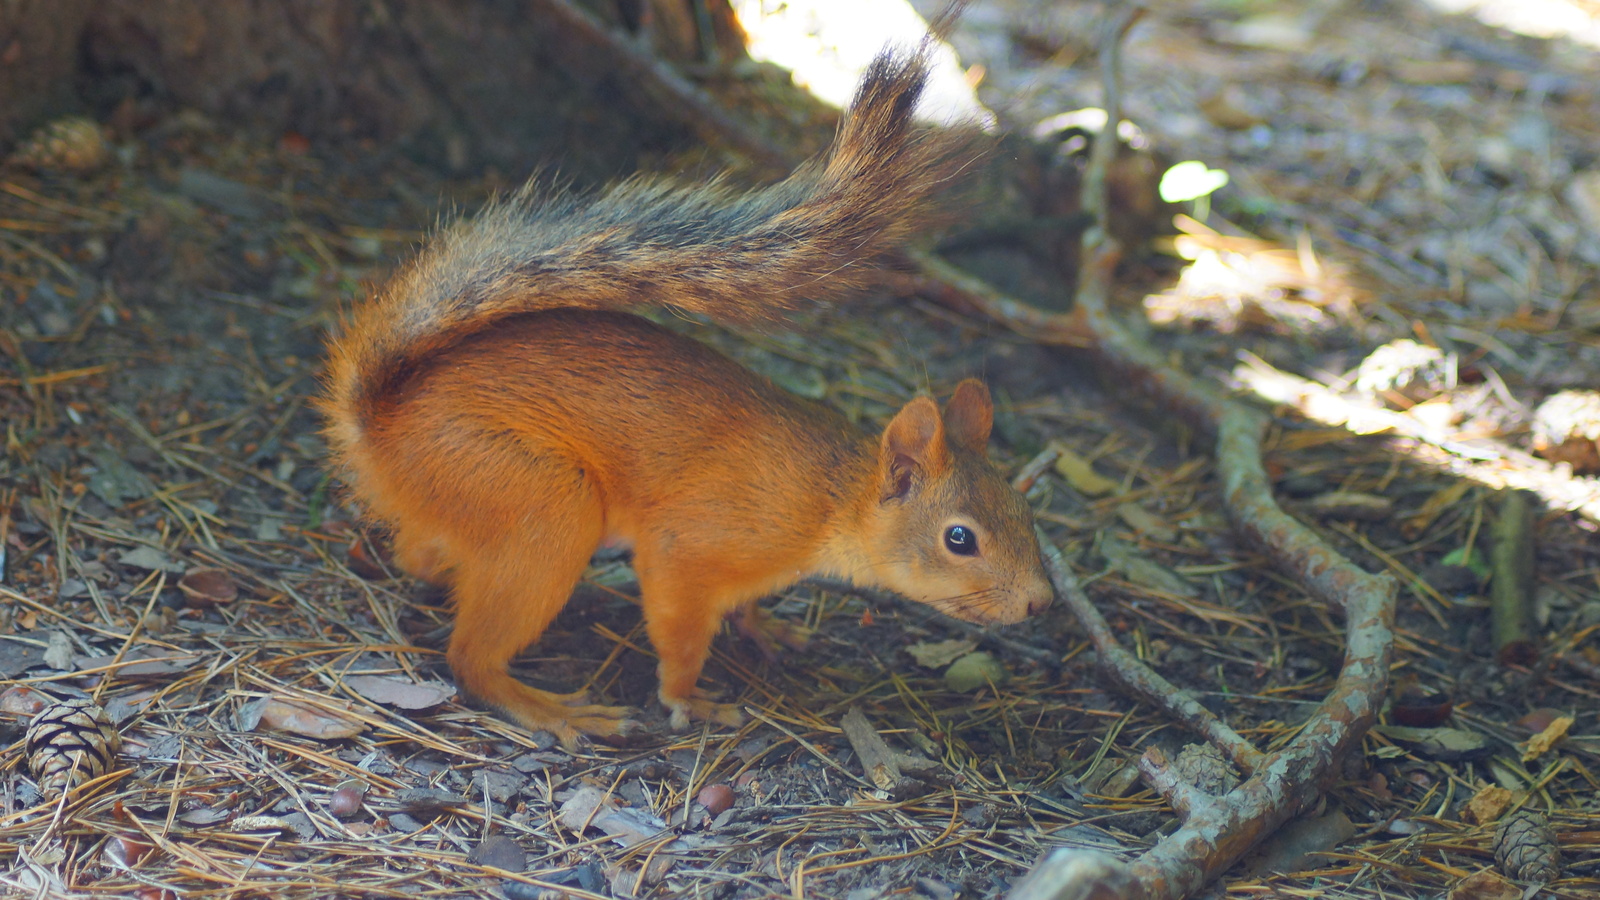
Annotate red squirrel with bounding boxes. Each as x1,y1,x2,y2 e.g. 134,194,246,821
319,36,1053,745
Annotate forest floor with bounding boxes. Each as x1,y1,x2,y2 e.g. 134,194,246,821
1,0,1598,898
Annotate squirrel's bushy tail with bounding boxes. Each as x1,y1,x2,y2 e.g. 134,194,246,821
324,37,977,424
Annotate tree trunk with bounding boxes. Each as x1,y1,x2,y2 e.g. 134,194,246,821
7,0,746,179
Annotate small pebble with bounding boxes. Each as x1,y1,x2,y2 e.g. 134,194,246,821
1514,708,1566,733
0,685,51,717
177,567,239,608
696,783,736,816
329,785,365,819
467,834,525,872
102,835,152,868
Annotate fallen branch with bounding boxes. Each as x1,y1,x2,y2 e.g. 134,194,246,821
566,4,1400,895
1489,489,1537,665
948,9,1397,900
1032,528,1262,775
892,251,1094,347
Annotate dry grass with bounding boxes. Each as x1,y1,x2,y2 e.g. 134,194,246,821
2,0,1600,897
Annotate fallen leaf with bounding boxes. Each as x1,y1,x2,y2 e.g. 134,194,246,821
475,768,528,804
1250,807,1355,874
1448,868,1521,900
1100,535,1198,598
43,631,73,670
468,834,526,872
1114,502,1177,543
906,639,977,669
1439,545,1491,580
1521,715,1573,761
944,651,1008,692
75,650,198,678
343,675,455,710
1375,725,1492,762
557,784,665,848
118,546,180,572
1404,481,1472,537
103,688,161,724
179,806,232,826
0,638,49,679
86,445,153,506
255,696,365,740
1051,443,1119,496
236,697,268,731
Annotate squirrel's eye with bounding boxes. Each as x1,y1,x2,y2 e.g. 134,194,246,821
943,525,978,556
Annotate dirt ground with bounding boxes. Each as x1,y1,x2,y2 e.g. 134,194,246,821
2,0,1598,898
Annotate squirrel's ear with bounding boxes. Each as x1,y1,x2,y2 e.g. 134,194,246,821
943,379,993,454
879,396,948,501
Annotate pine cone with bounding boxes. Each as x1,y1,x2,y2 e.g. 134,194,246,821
9,117,112,173
1494,808,1561,882
25,697,122,799
1172,742,1239,796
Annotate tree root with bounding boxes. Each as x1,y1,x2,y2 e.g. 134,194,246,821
531,0,792,175
984,10,1398,900
568,3,1401,895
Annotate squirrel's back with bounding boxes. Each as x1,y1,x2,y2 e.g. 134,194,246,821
321,39,977,447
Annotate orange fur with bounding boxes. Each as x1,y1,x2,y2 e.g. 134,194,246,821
319,39,1052,745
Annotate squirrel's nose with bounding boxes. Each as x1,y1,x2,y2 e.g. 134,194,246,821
1027,586,1054,617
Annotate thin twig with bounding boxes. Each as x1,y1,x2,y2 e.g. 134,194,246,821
889,7,1401,898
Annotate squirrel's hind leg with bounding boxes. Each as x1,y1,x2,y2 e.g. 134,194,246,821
444,468,632,747
391,528,452,585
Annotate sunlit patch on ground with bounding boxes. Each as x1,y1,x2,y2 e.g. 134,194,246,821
1425,0,1600,47
731,0,993,127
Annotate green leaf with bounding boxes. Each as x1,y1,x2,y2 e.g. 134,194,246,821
1160,160,1230,202
1440,545,1491,579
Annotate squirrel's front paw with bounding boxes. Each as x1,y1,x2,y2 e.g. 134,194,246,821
660,690,744,730
485,684,637,750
